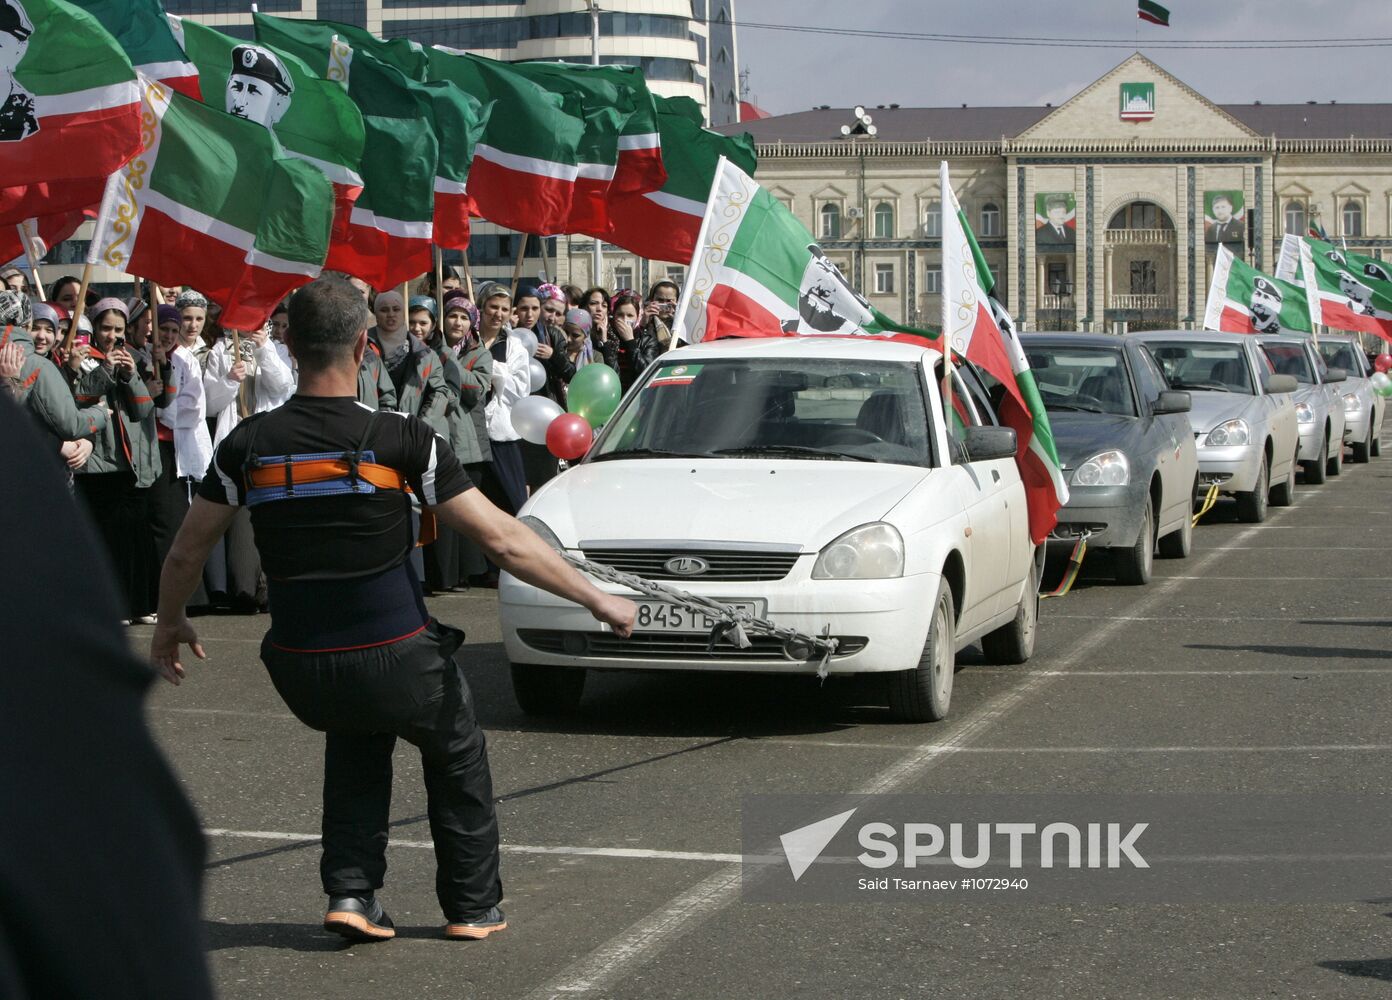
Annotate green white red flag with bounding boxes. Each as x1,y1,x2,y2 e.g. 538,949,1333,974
254,13,438,288
940,160,1067,544
0,0,142,205
508,61,665,237
1277,234,1392,344
169,16,364,253
603,95,756,264
673,156,932,341
1204,244,1315,336
68,0,199,97
89,78,333,331
427,47,587,238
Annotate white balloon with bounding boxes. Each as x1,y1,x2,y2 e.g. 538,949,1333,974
511,326,539,359
511,395,564,445
1371,371,1391,391
528,358,548,393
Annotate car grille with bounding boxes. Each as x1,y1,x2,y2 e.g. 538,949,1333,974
518,629,868,661
578,548,802,582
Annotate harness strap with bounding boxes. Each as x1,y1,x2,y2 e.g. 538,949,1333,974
246,458,409,493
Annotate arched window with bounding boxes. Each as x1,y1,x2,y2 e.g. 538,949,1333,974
820,202,841,239
1342,200,1363,238
979,202,1001,237
1284,200,1306,237
873,202,895,238
922,200,942,238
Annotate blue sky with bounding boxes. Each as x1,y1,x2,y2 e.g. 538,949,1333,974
738,0,1392,114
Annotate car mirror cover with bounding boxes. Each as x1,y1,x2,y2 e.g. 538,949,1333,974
961,425,1018,462
1264,374,1299,395
1152,390,1191,415
1325,367,1349,383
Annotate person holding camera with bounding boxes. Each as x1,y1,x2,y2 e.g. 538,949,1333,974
72,298,164,624
613,280,677,389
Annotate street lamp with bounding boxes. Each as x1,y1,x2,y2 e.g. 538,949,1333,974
839,107,877,292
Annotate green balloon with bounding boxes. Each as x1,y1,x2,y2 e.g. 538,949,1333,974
1379,382,1392,398
567,363,622,427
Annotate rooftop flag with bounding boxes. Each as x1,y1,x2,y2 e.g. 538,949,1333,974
1138,0,1170,26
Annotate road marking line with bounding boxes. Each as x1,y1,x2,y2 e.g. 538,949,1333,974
1043,615,1388,622
756,740,1392,753
520,482,1319,999
152,706,298,720
1156,575,1392,581
1035,668,1392,676
203,829,745,864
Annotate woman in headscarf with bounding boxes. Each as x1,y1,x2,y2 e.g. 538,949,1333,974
28,301,58,360
72,298,163,624
475,282,530,520
201,307,296,611
419,291,493,591
370,289,447,428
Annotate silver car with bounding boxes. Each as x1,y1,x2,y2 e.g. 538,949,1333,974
1256,335,1348,484
1316,334,1385,463
1130,331,1299,523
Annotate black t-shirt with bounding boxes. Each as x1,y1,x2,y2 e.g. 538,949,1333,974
199,395,472,581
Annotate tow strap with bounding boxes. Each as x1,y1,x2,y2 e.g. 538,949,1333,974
1041,533,1089,600
558,552,842,680
1192,483,1221,525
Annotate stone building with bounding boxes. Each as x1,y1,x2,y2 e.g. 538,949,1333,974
681,53,1392,332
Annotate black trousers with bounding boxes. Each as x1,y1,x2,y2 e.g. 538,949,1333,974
260,620,502,921
75,470,157,619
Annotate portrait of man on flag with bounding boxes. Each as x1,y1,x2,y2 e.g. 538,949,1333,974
225,44,294,128
0,0,36,141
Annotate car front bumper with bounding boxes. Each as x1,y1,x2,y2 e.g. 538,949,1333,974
1048,482,1148,550
1297,421,1325,462
1194,440,1265,494
499,564,940,675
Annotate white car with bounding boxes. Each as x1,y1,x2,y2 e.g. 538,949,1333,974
1316,334,1385,463
500,337,1040,723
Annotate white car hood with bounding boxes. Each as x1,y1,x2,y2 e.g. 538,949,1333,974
1186,391,1262,435
522,459,929,551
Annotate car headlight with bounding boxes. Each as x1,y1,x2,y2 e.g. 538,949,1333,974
519,515,565,551
1204,419,1250,447
1294,402,1314,425
812,523,905,580
1343,392,1363,414
1071,450,1130,487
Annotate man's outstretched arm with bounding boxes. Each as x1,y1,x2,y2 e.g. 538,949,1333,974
150,497,239,684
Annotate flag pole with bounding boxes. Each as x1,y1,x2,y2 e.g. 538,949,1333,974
461,246,474,301
17,222,46,301
938,161,956,446
60,261,93,357
510,234,528,292
433,244,445,328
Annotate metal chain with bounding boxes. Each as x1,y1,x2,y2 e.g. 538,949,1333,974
559,553,842,679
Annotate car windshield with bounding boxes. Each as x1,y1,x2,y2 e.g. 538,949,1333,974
590,356,934,468
1144,341,1255,394
1024,346,1135,416
1261,343,1314,384
1318,341,1364,375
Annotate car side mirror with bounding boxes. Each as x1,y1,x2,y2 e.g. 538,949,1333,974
961,425,1018,462
1325,367,1348,383
1151,390,1191,415
1263,373,1298,395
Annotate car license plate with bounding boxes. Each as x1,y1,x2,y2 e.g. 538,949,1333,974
633,600,764,633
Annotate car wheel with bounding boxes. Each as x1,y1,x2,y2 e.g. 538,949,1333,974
982,559,1038,665
1352,423,1372,463
1157,482,1194,558
887,580,955,723
1304,435,1328,485
1327,433,1343,476
1236,455,1269,523
510,662,586,716
1270,447,1298,507
1114,496,1154,585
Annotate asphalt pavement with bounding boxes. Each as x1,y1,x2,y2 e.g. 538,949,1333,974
139,446,1392,999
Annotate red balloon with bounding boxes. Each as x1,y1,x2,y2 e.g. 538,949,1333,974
546,413,594,460
1375,354,1392,374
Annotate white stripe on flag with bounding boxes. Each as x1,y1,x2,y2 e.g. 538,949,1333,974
576,161,618,182
473,144,582,183
618,132,661,151
289,152,363,191
644,189,706,219
348,206,433,240
434,177,468,195
1203,244,1235,331
140,186,321,275
135,60,198,83
33,79,142,119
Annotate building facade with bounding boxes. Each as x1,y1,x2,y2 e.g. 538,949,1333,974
693,54,1392,333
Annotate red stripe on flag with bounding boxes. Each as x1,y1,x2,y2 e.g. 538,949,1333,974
611,146,666,197
1138,11,1168,24
960,301,1024,408
1321,298,1392,345
1217,304,1258,334
5,104,142,186
703,284,792,340
125,205,319,331
433,191,472,251
0,178,106,226
604,194,699,264
326,222,432,292
464,157,575,236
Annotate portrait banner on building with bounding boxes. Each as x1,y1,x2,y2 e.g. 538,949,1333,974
1204,190,1245,250
1034,192,1075,252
